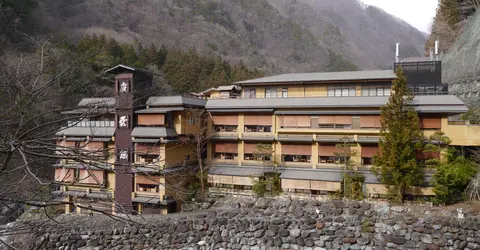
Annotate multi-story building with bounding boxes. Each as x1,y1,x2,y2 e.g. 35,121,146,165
53,65,205,215
205,59,480,199
53,59,480,214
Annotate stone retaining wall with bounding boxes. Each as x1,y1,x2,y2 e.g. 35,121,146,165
9,198,480,250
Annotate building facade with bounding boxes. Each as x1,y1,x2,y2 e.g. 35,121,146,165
53,65,206,215
53,60,480,214
204,61,480,199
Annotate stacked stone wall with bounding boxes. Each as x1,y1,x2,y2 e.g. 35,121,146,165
10,198,480,250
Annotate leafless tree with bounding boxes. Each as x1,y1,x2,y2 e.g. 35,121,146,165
181,108,211,200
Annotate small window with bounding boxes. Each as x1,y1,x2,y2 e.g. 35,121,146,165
361,88,369,96
342,89,349,96
334,89,342,97
328,89,335,97
245,88,256,98
265,88,277,98
188,116,195,124
220,91,230,99
349,88,356,96
282,88,288,98
376,88,384,96
384,88,391,96
369,88,376,96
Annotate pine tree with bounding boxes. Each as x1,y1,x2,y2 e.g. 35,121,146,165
372,67,424,202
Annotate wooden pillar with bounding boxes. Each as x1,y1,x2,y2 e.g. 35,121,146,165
312,141,319,169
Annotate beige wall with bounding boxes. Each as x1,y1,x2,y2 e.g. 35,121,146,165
441,118,480,146
164,143,195,168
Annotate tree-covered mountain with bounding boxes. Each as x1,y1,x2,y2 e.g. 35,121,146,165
35,0,426,73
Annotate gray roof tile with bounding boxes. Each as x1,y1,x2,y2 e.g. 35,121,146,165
55,127,115,137
234,70,396,85
135,107,184,114
205,95,466,112
216,85,241,91
77,98,115,107
146,96,207,107
209,166,265,177
280,168,342,182
131,127,178,138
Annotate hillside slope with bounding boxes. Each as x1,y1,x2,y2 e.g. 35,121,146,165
37,0,426,73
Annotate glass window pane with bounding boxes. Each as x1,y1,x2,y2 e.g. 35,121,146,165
349,88,356,96
335,89,342,96
342,89,349,96
384,88,391,96
265,88,277,98
361,88,369,96
376,88,384,96
369,88,376,96
328,89,335,97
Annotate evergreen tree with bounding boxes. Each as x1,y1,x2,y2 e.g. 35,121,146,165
372,67,424,202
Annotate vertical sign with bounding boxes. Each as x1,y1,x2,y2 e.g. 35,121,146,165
113,74,134,213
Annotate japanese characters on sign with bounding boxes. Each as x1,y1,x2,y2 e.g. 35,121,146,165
118,115,128,128
119,81,129,93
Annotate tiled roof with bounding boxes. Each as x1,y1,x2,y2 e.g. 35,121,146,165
146,96,207,107
55,127,115,137
131,127,178,138
234,70,396,85
77,98,115,107
135,107,185,114
206,95,467,113
209,166,265,177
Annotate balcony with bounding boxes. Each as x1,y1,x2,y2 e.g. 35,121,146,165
241,132,275,142
278,127,380,134
211,132,239,141
277,134,313,142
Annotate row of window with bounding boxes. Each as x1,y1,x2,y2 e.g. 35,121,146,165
243,87,392,98
68,120,115,127
213,153,374,165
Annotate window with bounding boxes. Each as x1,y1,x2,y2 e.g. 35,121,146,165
220,91,230,99
188,116,195,124
282,155,311,163
335,89,342,97
328,89,334,96
328,87,356,97
282,88,288,98
319,124,335,129
213,125,238,132
244,125,272,132
137,184,159,193
214,153,238,160
361,87,391,96
245,88,256,98
244,154,271,161
362,157,374,165
319,156,349,164
376,88,384,96
265,88,277,98
138,155,159,163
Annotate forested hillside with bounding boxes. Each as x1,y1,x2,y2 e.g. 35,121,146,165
34,0,426,73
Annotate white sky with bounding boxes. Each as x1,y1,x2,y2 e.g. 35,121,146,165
360,0,438,33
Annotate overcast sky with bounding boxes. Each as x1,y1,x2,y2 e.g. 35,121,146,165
360,0,438,33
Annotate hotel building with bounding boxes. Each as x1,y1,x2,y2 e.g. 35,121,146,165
52,59,480,214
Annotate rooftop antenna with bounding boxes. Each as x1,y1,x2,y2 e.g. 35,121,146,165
395,42,400,63
435,40,439,61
